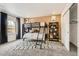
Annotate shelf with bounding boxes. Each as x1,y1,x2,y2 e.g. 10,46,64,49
70,21,77,24
49,22,59,41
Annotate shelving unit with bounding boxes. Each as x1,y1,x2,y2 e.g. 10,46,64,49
49,22,59,41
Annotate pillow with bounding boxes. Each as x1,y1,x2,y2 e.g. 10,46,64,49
32,29,39,33
29,30,32,33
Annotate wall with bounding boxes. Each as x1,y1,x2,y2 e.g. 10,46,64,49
0,6,20,42
56,15,61,40
29,16,51,25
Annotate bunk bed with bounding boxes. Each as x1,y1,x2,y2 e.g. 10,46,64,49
22,22,46,49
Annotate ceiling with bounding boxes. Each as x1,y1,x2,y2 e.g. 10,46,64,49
0,3,67,18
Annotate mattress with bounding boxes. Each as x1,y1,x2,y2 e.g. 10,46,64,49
23,33,45,41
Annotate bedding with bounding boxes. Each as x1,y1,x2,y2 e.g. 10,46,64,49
22,22,46,49
32,29,39,33
23,33,45,41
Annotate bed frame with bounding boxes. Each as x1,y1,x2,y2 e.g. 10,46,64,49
22,22,46,49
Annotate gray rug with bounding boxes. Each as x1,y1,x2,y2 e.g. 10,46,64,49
0,39,77,56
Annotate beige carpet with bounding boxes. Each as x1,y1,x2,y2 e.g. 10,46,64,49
0,39,77,56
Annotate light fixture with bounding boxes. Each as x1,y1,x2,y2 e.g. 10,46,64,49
51,16,56,22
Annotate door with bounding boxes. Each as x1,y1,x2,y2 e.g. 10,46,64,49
62,10,70,51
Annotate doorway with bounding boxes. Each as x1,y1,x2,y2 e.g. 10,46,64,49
69,3,77,55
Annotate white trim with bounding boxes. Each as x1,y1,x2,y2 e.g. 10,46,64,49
61,3,73,16
77,3,79,56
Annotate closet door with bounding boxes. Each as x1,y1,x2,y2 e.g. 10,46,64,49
62,10,70,51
